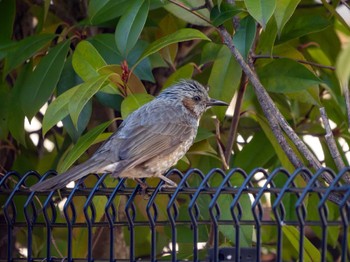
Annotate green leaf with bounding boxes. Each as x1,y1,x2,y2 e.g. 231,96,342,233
42,85,79,136
88,0,131,25
69,75,111,127
208,46,242,120
132,28,211,70
258,58,322,93
0,0,15,42
163,63,195,89
115,0,150,57
164,0,210,26
210,3,243,26
244,0,276,29
274,0,300,36
8,64,33,145
256,114,294,171
256,17,277,55
21,40,70,120
218,194,253,247
278,14,330,43
4,34,55,76
233,131,275,173
72,40,106,81
58,120,114,173
121,93,154,119
282,226,321,261
336,42,350,92
232,15,256,60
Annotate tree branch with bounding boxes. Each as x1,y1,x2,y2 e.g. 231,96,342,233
320,107,350,182
224,73,247,165
217,26,336,185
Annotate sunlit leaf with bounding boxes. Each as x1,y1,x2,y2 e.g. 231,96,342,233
72,40,106,81
244,0,276,29
208,46,242,120
121,93,154,119
21,40,70,119
115,0,149,57
133,28,211,70
282,226,321,261
336,42,350,93
58,120,115,173
69,75,111,126
274,0,300,36
42,85,79,136
163,63,195,89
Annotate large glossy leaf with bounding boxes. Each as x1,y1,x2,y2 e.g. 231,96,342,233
90,34,154,82
210,3,243,26
21,40,70,120
133,28,211,70
244,0,276,29
208,46,242,120
58,120,114,173
120,93,154,119
232,15,256,60
88,0,131,25
255,18,277,55
72,40,106,81
274,0,300,36
115,0,149,57
282,226,321,261
233,131,275,172
258,58,322,93
4,34,54,76
163,63,195,89
42,85,79,136
278,14,330,43
8,64,33,145
336,42,350,92
69,75,111,126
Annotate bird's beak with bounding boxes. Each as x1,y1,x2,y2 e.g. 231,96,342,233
207,98,229,107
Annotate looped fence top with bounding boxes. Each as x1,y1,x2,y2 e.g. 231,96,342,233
1,167,350,262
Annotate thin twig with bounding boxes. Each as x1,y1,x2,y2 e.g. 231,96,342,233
320,108,348,181
253,55,336,70
215,118,229,170
344,83,350,132
224,73,248,165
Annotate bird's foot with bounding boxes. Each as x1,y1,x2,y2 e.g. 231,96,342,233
158,174,178,188
135,178,149,197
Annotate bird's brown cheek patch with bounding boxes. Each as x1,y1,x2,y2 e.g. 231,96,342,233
182,97,197,117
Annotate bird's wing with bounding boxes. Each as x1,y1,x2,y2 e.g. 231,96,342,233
111,121,194,176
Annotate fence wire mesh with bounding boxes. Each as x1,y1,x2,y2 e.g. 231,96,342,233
1,167,350,261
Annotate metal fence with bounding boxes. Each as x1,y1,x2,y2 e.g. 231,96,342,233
1,167,350,262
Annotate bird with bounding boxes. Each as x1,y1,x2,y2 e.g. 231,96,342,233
30,79,228,192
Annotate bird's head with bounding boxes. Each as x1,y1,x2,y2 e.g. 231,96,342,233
158,79,228,118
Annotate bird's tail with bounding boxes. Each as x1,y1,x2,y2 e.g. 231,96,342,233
30,159,106,192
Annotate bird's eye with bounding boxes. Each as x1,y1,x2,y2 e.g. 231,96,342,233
192,96,201,102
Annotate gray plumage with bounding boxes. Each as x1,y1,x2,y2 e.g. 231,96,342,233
30,79,228,191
